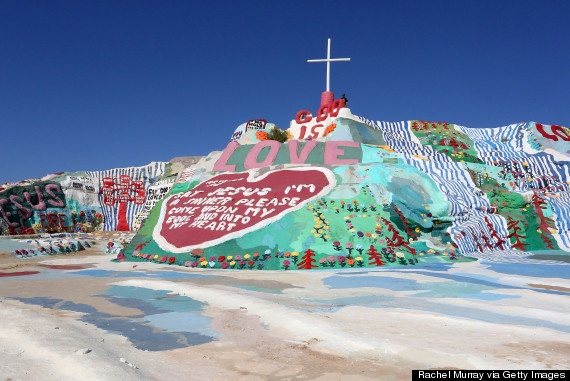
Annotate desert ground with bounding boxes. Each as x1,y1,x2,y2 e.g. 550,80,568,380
0,234,568,380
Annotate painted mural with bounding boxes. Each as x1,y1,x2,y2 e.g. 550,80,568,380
121,102,570,270
0,162,168,235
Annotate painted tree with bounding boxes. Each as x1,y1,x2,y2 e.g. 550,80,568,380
469,227,484,252
394,206,420,240
541,234,555,249
506,216,529,251
531,191,555,234
102,175,146,231
366,245,385,267
297,249,318,269
382,217,416,255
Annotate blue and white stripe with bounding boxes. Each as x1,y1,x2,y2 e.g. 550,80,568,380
87,162,166,230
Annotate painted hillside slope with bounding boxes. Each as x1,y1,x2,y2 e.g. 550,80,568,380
0,160,188,235
122,104,570,270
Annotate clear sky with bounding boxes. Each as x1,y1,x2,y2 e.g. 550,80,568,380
1,0,569,183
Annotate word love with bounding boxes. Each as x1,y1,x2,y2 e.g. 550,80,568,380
213,140,361,172
153,168,336,252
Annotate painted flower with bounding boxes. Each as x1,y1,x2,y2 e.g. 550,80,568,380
218,256,226,262
185,261,192,267
192,261,199,267
227,256,233,261
200,260,208,267
347,259,355,267
244,254,251,259
337,256,346,263
319,257,327,265
200,257,206,262
255,130,268,141
327,255,336,264
209,256,216,261
169,257,176,264
345,243,354,249
221,262,229,269
235,255,242,261
283,259,291,267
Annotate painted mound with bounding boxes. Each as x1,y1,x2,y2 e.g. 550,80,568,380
121,104,570,270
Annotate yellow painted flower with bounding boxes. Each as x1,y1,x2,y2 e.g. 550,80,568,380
325,235,330,239
154,255,159,259
362,214,367,218
355,257,363,261
415,227,421,232
291,251,299,257
349,229,356,232
244,254,251,259
201,261,208,266
230,261,236,266
227,256,233,261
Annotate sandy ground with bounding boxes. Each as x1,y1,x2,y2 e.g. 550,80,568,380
0,236,569,380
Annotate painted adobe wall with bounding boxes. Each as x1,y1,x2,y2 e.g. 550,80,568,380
0,162,170,235
122,104,570,270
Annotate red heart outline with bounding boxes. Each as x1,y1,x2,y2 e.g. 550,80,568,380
153,167,336,252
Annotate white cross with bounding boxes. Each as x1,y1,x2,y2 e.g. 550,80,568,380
307,38,351,92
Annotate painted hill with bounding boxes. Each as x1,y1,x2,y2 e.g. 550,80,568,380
117,101,570,270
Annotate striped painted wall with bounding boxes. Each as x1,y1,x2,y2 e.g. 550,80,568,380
86,162,166,231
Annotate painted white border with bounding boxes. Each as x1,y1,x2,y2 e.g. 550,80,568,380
152,167,337,253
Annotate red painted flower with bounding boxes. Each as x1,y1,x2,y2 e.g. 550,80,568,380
218,256,226,262
168,256,176,264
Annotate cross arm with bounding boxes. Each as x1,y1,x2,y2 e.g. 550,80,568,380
307,58,351,62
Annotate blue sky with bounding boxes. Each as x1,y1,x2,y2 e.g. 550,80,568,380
1,0,569,183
